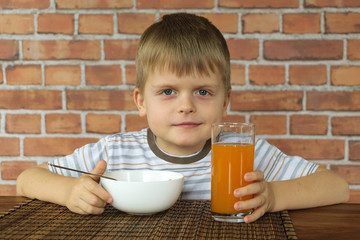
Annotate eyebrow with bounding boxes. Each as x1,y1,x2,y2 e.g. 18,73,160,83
150,82,221,91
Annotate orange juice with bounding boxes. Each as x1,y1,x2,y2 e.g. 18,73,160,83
211,143,254,214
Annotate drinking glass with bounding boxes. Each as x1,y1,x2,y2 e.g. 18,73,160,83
211,122,255,222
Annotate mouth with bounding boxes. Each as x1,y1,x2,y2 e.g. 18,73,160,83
173,122,201,129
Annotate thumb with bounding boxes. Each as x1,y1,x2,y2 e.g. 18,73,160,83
90,160,107,182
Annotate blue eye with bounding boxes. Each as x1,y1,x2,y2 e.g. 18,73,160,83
163,89,173,95
198,89,208,96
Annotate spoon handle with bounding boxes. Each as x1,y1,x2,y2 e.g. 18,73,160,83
48,163,117,181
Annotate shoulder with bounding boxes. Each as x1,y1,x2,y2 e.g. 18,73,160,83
254,138,272,152
254,137,319,181
105,128,148,145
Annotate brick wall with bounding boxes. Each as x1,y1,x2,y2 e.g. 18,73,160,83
0,0,359,202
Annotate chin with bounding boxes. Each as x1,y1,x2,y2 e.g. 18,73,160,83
175,138,208,148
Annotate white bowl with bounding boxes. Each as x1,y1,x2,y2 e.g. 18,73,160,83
101,170,184,215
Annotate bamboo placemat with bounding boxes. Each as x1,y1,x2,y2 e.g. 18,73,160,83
0,199,297,239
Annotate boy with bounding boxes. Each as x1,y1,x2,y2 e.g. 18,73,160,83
17,13,349,223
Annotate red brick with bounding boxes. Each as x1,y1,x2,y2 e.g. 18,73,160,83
0,14,34,34
231,91,303,111
104,39,138,60
0,0,49,9
222,115,246,123
1,161,37,180
201,13,238,33
264,40,343,60
0,138,20,156
290,115,328,135
0,68,3,84
38,14,74,34
349,189,360,203
46,114,82,134
55,0,132,8
219,0,298,8
330,165,360,184
0,185,16,196
6,114,41,134
332,117,360,136
348,39,360,60
125,65,136,85
137,0,214,9
45,65,81,86
24,137,98,156
230,65,245,85
86,113,121,134
283,13,321,34
289,65,327,85
66,90,136,110
305,0,360,7
79,14,113,34
307,91,360,111
242,14,279,33
6,65,42,85
268,139,344,160
227,39,259,60
118,13,156,34
0,40,19,60
0,90,62,110
86,65,122,85
349,141,360,161
326,12,360,33
250,115,287,135
125,114,148,132
331,66,360,86
23,40,101,60
249,65,285,85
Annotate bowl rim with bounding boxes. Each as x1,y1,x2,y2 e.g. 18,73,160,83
102,169,184,183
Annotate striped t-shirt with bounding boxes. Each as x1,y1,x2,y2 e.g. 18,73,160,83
48,128,318,200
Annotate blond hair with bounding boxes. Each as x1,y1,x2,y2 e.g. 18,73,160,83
136,13,230,93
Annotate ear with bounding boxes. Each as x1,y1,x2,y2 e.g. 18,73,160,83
133,88,147,117
222,90,231,118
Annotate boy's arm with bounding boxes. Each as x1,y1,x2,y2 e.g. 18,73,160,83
234,167,349,223
17,163,75,206
16,161,112,214
270,167,349,212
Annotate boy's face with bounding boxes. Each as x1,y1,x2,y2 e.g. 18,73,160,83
134,68,231,156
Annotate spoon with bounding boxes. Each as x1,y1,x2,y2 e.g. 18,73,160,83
48,163,117,181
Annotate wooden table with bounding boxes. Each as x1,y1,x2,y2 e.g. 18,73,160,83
1,196,359,240
0,196,26,214
289,203,360,240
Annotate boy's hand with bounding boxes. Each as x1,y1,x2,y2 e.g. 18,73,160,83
64,160,113,215
233,171,275,223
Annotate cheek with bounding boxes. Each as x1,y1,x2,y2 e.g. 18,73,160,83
202,101,225,117
145,104,168,122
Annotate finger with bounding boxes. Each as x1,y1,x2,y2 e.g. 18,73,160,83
85,179,113,204
234,195,266,212
234,181,266,198
244,205,267,223
77,198,106,215
90,160,108,182
80,189,107,208
70,206,87,215
66,196,90,215
244,171,264,182
66,179,109,214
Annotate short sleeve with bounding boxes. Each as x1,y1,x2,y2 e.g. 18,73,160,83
254,138,319,182
48,138,107,178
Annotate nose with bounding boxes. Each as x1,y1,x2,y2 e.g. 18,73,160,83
178,93,196,114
